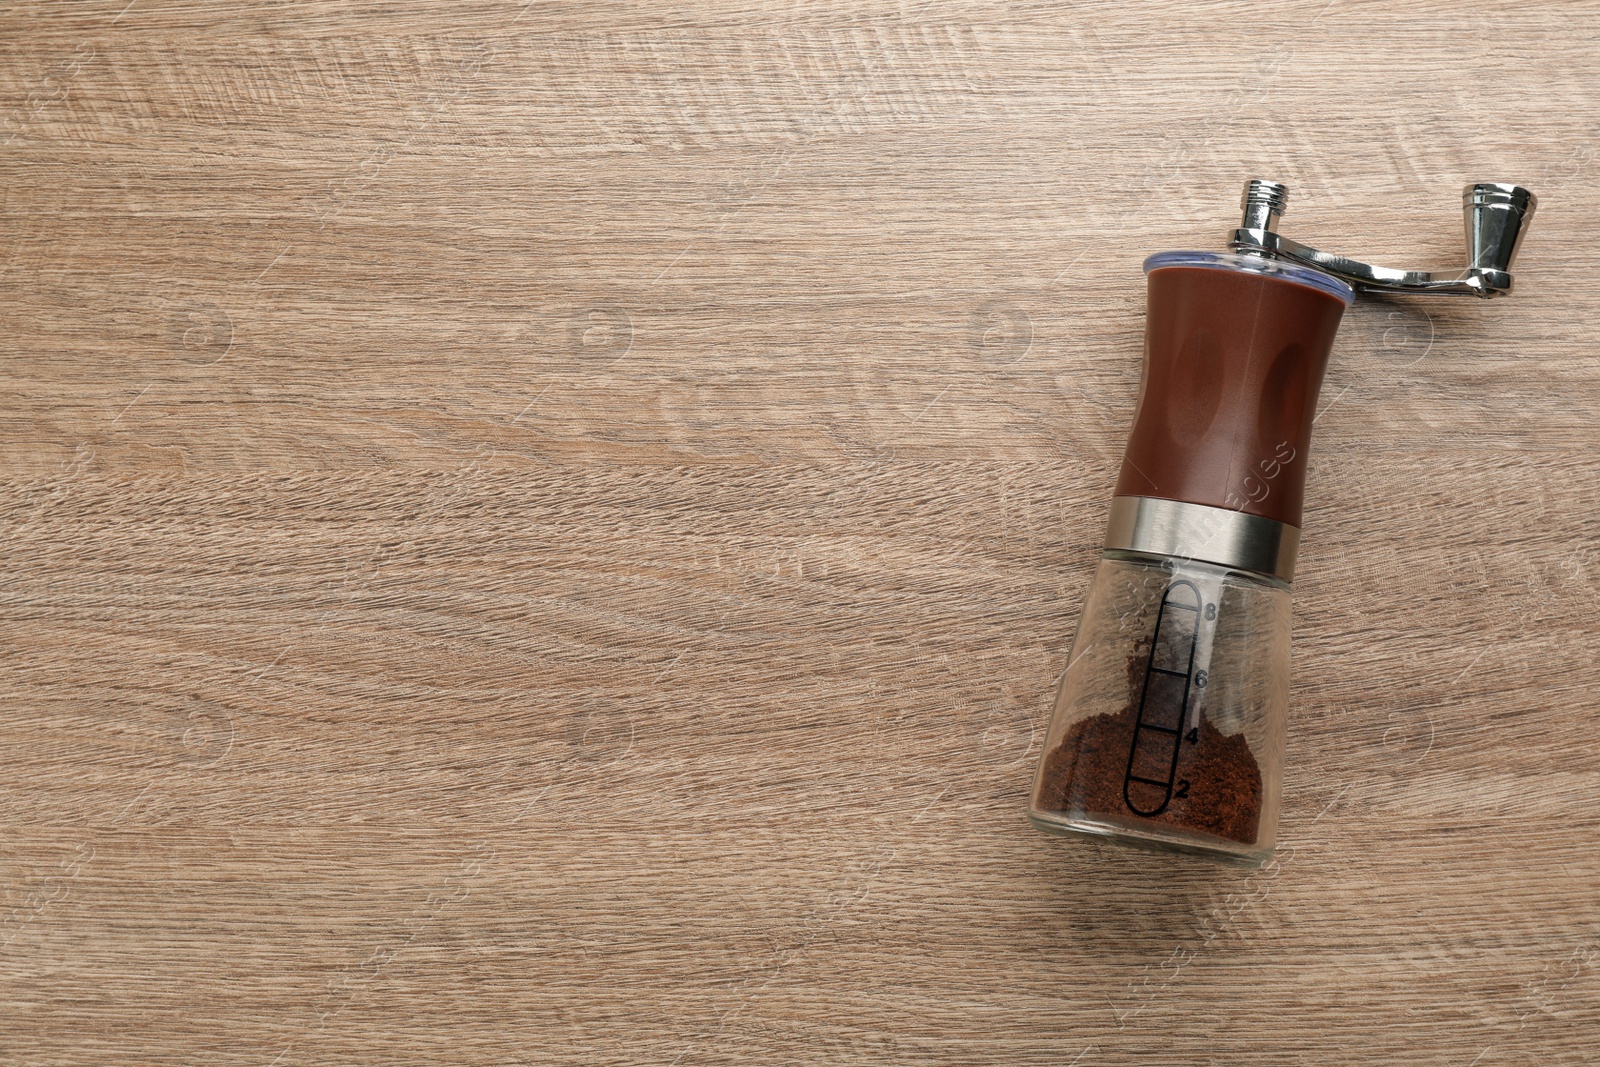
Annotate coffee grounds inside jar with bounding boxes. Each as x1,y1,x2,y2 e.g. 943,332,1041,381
1034,655,1263,844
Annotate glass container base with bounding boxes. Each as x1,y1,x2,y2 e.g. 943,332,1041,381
1028,808,1273,867
1029,552,1289,869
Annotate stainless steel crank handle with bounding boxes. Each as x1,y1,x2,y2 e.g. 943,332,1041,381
1229,181,1538,300
1228,229,1508,296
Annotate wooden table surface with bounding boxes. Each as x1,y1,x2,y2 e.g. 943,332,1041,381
4,2,1598,1063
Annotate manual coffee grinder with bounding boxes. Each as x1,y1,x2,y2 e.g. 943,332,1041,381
1029,180,1537,864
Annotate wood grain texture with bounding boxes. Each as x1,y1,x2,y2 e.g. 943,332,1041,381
3,1,1599,1063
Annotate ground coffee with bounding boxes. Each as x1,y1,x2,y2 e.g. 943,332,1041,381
1034,655,1263,844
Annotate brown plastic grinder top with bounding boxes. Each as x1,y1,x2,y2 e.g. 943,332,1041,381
1114,265,1349,529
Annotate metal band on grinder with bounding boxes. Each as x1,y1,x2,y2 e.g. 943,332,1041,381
1103,496,1300,583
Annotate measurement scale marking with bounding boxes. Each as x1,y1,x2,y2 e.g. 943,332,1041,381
1122,578,1203,818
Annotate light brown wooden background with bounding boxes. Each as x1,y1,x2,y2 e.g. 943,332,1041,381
3,1,1598,1063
